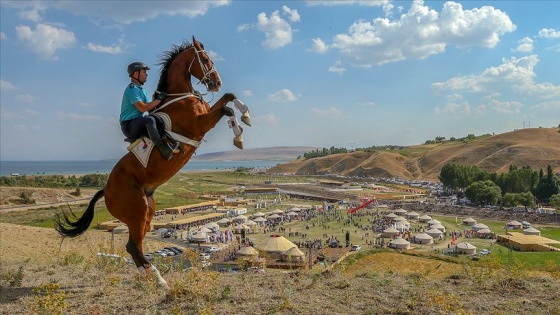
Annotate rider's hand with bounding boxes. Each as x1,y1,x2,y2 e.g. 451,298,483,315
155,92,167,101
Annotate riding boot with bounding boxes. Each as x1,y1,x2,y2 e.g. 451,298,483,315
146,124,174,161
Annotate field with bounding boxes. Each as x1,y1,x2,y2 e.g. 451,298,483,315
1,171,560,314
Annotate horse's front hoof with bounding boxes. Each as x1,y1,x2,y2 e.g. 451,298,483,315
241,111,252,127
233,135,244,150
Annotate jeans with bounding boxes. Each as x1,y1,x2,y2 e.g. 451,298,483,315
120,115,157,139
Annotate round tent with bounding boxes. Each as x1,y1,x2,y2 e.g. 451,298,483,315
282,247,306,262
255,235,299,259
267,214,281,220
414,233,433,244
234,215,248,221
462,217,477,226
406,211,419,220
393,216,407,222
216,218,230,226
288,207,302,212
198,226,212,234
191,232,208,243
393,208,407,215
418,215,432,223
427,219,441,225
252,212,266,217
204,222,220,230
382,227,399,238
431,223,446,232
426,228,443,239
476,228,493,235
472,223,489,231
252,217,267,223
506,220,522,229
237,246,259,257
523,227,541,236
385,213,398,219
389,237,410,250
271,209,284,214
456,242,476,255
286,211,299,217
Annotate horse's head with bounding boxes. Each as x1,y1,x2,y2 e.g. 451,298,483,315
190,36,222,92
155,37,222,95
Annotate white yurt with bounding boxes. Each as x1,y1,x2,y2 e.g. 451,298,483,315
431,223,446,232
271,209,284,215
393,208,407,216
427,219,441,225
382,227,400,238
234,214,248,222
204,222,220,230
252,217,267,224
406,211,420,220
456,242,476,255
237,246,259,257
389,237,410,250
252,212,266,218
216,218,231,227
267,214,281,220
385,213,398,219
426,228,443,239
414,233,434,244
255,235,299,259
288,207,301,212
472,223,489,231
191,232,208,243
462,217,477,226
282,247,306,262
476,228,493,236
418,215,432,223
523,227,541,236
506,220,523,229
394,221,411,232
393,216,407,222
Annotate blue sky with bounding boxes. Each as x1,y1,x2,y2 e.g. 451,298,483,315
1,0,559,161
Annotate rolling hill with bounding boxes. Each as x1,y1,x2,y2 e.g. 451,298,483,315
191,146,319,161
266,127,560,181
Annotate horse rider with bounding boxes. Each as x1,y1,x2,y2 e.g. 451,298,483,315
119,62,178,160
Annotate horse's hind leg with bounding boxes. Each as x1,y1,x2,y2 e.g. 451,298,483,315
227,114,244,149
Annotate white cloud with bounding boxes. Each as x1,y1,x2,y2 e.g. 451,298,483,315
489,99,523,114
257,10,293,50
24,109,38,115
330,0,515,67
538,28,560,39
268,89,299,102
241,90,253,97
306,1,389,7
207,50,224,62
328,62,347,75
531,100,560,110
311,107,342,116
513,37,533,53
309,38,329,54
360,101,376,107
16,23,76,60
84,37,128,54
282,5,300,22
18,8,42,22
0,79,15,90
5,1,230,25
434,101,471,114
16,94,37,102
433,55,560,99
237,23,251,32
1,32,7,40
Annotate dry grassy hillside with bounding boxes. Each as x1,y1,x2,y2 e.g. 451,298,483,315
268,127,560,181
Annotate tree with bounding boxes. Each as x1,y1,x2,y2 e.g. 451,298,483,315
465,180,501,205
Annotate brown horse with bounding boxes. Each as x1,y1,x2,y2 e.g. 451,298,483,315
55,37,247,288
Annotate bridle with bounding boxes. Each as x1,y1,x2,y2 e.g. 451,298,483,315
188,45,220,90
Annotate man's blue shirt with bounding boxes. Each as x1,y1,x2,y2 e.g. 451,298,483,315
120,83,148,122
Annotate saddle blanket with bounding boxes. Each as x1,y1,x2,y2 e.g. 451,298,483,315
127,137,154,168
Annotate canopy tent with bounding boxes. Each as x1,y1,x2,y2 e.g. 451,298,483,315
271,209,284,214
244,220,257,226
267,214,281,220
252,212,266,217
286,211,299,216
252,217,267,223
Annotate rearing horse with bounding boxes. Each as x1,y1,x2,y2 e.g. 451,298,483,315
55,37,248,288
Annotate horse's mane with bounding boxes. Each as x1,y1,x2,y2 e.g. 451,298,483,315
154,41,193,95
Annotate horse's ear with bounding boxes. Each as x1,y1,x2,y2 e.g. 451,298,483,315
192,36,198,45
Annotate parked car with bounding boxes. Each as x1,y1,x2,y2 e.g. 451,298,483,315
164,247,181,255
169,246,184,254
479,249,491,256
153,250,167,257
203,246,220,253
199,253,211,260
162,249,175,256
351,245,361,251
144,253,153,261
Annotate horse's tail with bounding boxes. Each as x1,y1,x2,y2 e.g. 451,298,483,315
55,189,105,238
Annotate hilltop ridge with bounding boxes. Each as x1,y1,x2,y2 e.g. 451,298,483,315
267,127,560,181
